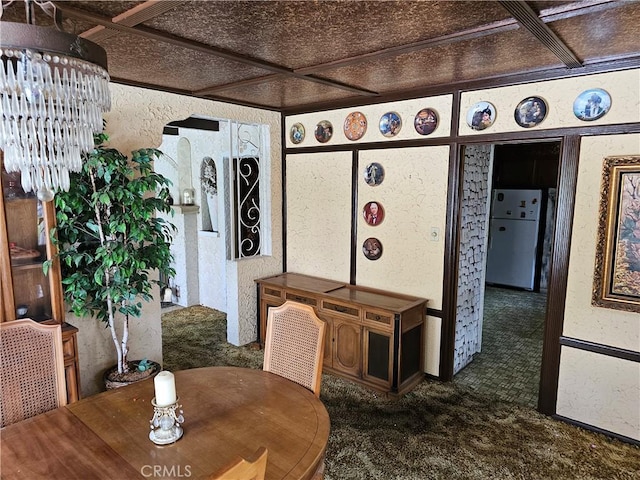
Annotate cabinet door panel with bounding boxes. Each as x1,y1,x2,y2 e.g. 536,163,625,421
363,328,392,387
332,318,361,377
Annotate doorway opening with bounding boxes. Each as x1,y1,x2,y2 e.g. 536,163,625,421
453,141,560,408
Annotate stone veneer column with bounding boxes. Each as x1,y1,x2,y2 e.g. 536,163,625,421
454,144,492,374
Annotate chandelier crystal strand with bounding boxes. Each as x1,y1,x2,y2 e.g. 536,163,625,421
1,42,110,200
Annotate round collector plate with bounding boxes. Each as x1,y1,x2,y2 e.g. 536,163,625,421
573,88,611,121
514,96,548,128
363,237,383,261
343,111,367,141
314,120,333,143
379,111,402,137
289,123,305,144
363,201,384,226
363,162,385,187
414,108,438,135
466,101,496,131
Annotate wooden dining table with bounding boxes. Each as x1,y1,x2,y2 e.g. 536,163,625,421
0,366,330,479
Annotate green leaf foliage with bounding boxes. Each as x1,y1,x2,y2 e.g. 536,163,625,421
52,133,176,325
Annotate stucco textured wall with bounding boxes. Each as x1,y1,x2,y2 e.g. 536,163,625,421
556,133,640,440
76,84,281,396
286,151,352,282
283,68,639,441
356,146,448,303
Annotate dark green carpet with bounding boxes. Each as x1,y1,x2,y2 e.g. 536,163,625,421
162,305,639,480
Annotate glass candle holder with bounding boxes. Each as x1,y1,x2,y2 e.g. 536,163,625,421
149,397,184,445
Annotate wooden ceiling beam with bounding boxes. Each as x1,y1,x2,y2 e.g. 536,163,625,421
79,1,185,43
499,1,583,68
55,3,379,97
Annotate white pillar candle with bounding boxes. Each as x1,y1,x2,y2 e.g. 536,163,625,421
154,371,177,407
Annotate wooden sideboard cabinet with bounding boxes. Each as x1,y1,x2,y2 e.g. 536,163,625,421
256,272,427,395
1,164,81,403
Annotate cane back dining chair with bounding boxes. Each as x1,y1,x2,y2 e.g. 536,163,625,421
0,319,67,427
209,447,268,480
263,300,326,397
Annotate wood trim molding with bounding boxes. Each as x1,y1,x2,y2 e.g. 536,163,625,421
559,337,640,363
440,141,462,381
0,162,16,322
552,415,640,446
350,150,359,285
281,112,288,273
426,307,442,318
538,135,581,415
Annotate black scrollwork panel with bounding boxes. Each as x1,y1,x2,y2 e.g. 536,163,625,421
235,157,260,258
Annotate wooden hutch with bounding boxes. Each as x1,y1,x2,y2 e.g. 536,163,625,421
256,272,427,396
1,164,81,403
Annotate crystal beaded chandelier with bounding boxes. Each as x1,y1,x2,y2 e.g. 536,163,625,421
1,0,110,200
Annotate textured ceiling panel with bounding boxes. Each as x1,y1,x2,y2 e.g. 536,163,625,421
546,3,640,62
213,76,358,109
318,28,563,96
101,33,269,92
1,0,637,111
143,0,512,69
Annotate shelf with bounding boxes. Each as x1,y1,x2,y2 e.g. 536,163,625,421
11,261,45,272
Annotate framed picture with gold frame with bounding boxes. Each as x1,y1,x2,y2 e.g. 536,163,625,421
592,155,640,313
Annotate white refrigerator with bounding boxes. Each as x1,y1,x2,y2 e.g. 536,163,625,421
485,189,542,290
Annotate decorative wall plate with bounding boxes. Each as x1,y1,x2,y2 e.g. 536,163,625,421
290,123,305,144
514,96,547,128
414,108,438,135
379,111,402,137
363,162,385,187
363,201,384,226
466,101,496,131
343,111,367,141
363,237,383,261
573,88,611,121
314,120,333,143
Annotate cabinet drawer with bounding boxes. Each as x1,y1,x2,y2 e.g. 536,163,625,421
363,310,393,330
321,300,360,319
285,292,317,307
261,286,283,300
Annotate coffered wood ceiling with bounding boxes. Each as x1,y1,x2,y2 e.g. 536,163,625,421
2,1,639,114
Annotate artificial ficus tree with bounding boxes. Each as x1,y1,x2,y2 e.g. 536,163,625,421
49,133,175,376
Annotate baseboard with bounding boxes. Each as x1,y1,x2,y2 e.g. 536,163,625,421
552,414,640,446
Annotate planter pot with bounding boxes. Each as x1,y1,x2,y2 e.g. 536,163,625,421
103,360,161,390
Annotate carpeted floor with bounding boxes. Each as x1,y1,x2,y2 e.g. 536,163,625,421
455,286,547,407
162,305,639,480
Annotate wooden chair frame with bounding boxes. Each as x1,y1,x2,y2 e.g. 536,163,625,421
210,446,268,480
